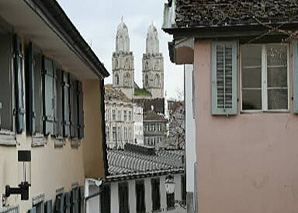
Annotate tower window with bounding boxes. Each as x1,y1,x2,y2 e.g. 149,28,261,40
155,74,160,87
115,73,119,85
145,74,149,87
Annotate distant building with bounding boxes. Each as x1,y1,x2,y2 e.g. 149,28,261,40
105,85,134,149
133,104,144,144
143,110,167,148
111,19,165,105
86,143,186,213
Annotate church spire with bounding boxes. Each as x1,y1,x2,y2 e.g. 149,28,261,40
116,17,130,53
146,23,159,54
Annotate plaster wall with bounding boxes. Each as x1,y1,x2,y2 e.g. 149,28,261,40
194,40,298,213
108,175,186,213
0,135,85,212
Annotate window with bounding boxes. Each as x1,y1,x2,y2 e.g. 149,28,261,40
150,124,155,131
71,187,80,213
112,110,116,121
157,124,161,131
128,111,132,121
117,127,121,140
115,73,119,85
118,182,129,213
54,192,64,213
154,74,160,87
211,41,237,115
145,74,149,87
113,127,117,140
181,175,186,205
106,126,110,139
124,110,127,121
151,178,161,211
136,180,146,213
101,184,111,213
32,195,45,213
117,110,122,121
242,44,288,111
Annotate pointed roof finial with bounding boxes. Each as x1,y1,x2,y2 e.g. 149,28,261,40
121,16,124,23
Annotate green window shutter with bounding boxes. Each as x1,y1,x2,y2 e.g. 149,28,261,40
27,207,36,213
70,75,78,139
54,67,63,138
64,192,71,213
62,72,71,137
25,42,36,135
77,81,84,139
55,193,65,213
294,42,298,113
43,57,55,135
44,200,52,213
71,188,79,213
14,35,25,134
79,186,85,213
211,41,238,115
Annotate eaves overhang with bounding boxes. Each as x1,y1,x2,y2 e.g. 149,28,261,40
0,0,109,79
28,0,109,78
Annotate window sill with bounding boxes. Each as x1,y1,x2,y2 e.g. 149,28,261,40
54,137,65,148
0,130,17,146
240,110,290,114
71,139,81,149
32,134,47,147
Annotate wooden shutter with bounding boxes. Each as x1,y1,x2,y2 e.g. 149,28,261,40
64,192,71,213
44,200,52,213
100,185,110,213
70,75,78,139
54,67,63,137
26,42,36,135
211,41,238,115
119,182,129,213
55,194,65,213
27,207,36,213
62,72,71,137
151,178,160,211
294,42,298,113
79,186,85,213
14,35,25,134
43,57,55,135
71,188,79,213
77,81,84,139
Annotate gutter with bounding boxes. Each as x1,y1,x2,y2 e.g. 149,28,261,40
106,168,184,182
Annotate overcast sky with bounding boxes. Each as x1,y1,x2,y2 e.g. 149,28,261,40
57,0,184,100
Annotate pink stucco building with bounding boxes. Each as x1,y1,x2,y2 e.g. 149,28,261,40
163,1,298,213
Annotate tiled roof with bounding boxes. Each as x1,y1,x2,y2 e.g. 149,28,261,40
133,98,165,114
107,148,184,176
174,0,298,28
105,84,131,102
144,110,167,122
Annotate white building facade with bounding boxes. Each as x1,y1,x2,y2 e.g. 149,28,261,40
105,85,134,149
133,104,144,144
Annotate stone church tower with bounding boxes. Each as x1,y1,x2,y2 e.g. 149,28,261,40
142,24,164,99
112,19,134,99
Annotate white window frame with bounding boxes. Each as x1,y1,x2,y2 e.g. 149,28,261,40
241,43,290,113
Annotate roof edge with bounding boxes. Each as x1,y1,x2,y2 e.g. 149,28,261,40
26,0,109,78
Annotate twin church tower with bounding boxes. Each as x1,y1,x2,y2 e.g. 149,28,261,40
112,19,164,100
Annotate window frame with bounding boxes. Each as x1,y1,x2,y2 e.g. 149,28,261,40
240,43,290,113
